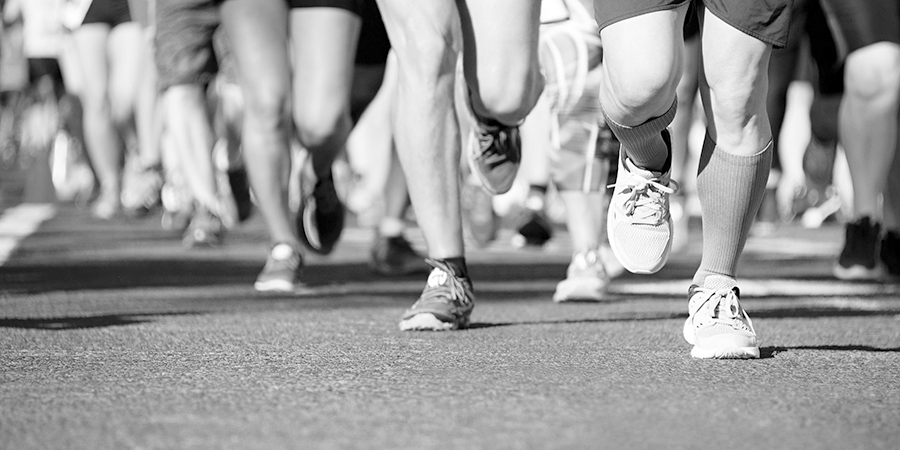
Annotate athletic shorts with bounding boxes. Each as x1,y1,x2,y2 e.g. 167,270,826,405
288,0,364,14
819,0,900,59
595,0,793,48
355,0,390,65
155,0,221,90
82,0,133,27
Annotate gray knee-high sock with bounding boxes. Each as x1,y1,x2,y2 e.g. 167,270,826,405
603,99,677,172
693,133,773,290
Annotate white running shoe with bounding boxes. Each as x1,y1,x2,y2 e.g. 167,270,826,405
607,156,677,274
553,248,609,302
683,285,760,359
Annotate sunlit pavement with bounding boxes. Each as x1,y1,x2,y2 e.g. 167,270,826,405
1,198,898,449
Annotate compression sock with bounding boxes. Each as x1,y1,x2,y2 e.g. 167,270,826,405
603,98,677,172
693,133,773,290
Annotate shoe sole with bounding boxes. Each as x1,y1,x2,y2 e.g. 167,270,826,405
254,280,295,293
399,313,468,331
833,263,885,281
683,319,759,359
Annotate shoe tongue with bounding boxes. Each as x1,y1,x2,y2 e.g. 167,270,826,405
624,158,666,179
426,268,449,287
271,243,295,260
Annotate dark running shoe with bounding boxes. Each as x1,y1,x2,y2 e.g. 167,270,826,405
512,210,553,248
834,217,885,281
881,230,900,279
467,120,521,195
254,242,303,292
227,167,253,223
182,206,224,248
298,173,345,255
369,234,429,276
399,259,475,331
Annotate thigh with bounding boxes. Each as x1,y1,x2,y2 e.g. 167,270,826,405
219,0,291,107
290,7,361,115
107,22,144,111
375,0,458,57
70,24,111,106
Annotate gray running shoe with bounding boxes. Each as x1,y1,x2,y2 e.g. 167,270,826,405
254,242,303,292
467,120,521,195
399,259,475,331
182,206,224,248
683,285,759,359
369,234,428,276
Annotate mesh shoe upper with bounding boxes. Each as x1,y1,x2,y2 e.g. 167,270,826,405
607,156,677,274
834,217,884,280
683,285,759,359
399,259,475,331
369,234,428,276
254,242,303,292
553,248,609,302
467,121,521,195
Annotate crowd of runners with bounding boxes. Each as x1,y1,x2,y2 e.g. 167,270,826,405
0,0,898,358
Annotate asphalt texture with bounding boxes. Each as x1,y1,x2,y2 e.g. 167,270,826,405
1,195,899,449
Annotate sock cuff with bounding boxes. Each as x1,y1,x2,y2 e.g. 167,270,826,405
378,217,406,237
699,134,773,173
603,97,677,142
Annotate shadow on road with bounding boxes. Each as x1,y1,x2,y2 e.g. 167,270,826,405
0,312,199,330
761,345,900,358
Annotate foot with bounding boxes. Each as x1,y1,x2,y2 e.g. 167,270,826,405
182,206,224,248
553,248,609,302
298,172,345,255
369,234,429,276
512,210,553,248
254,242,303,292
607,155,677,274
834,217,885,280
467,119,521,195
399,259,475,331
683,285,759,359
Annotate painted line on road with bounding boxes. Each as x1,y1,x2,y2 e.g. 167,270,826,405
0,203,57,266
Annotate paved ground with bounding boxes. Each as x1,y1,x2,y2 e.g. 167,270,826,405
1,187,899,449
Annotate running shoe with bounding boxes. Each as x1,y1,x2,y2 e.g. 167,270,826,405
512,210,553,248
254,242,303,292
369,234,429,276
834,217,885,280
399,259,475,331
881,230,900,279
227,167,253,223
553,248,609,302
298,172,345,255
467,120,521,195
683,285,759,359
606,153,677,274
182,206,224,248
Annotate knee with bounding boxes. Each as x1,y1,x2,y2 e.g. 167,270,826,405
604,67,678,123
475,62,542,121
242,80,290,131
705,71,766,126
845,43,900,103
389,24,458,92
294,105,345,148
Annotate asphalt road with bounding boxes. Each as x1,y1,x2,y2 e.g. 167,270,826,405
1,196,899,449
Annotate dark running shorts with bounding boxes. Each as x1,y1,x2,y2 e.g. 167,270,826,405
355,0,390,65
819,0,900,60
595,0,793,48
155,0,221,90
82,0,133,27
288,0,364,15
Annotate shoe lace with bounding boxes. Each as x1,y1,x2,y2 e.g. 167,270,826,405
417,259,472,307
474,126,517,168
690,287,753,331
610,169,678,224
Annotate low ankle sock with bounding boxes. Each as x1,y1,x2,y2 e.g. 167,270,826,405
692,133,773,289
603,98,677,172
378,217,405,238
439,257,469,279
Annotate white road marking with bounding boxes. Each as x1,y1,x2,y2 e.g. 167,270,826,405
0,203,57,266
